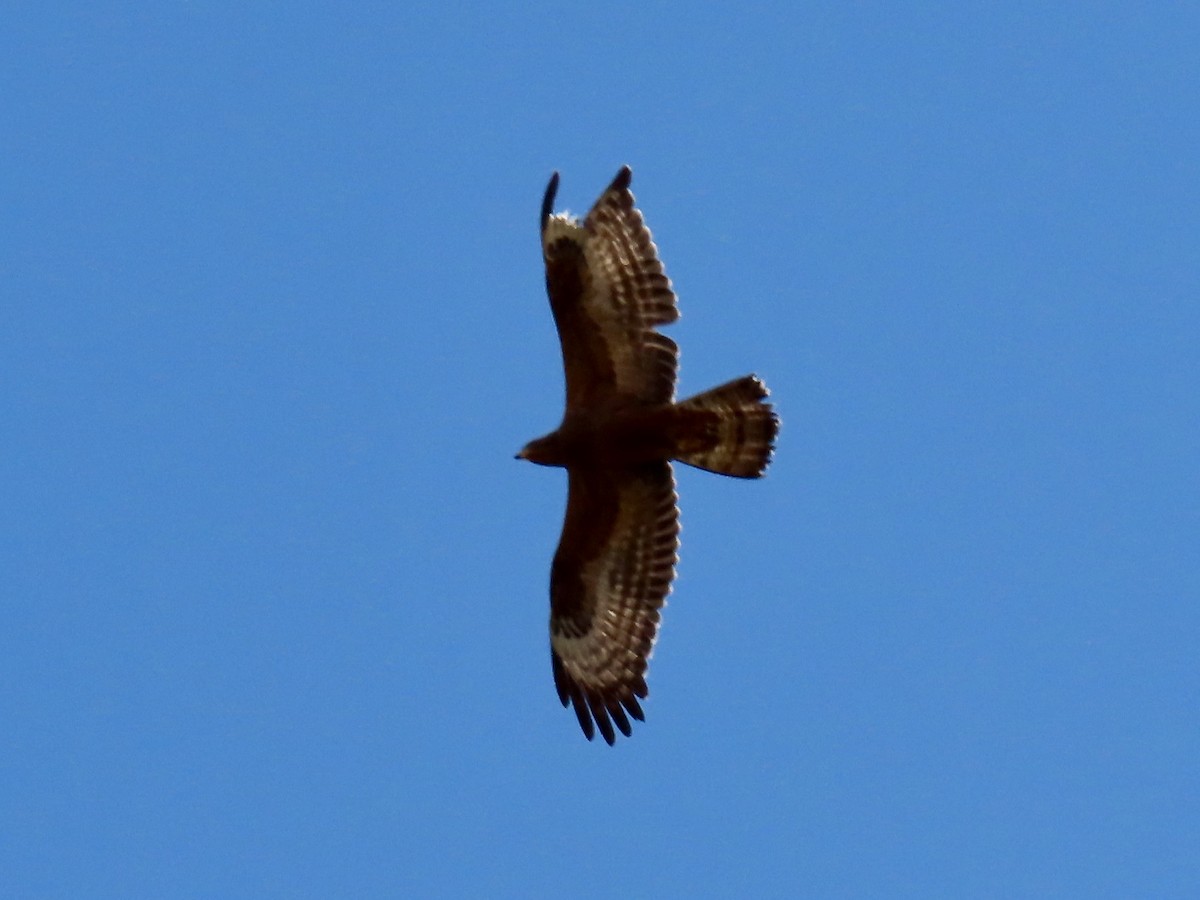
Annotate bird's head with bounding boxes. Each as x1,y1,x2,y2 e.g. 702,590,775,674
515,431,566,467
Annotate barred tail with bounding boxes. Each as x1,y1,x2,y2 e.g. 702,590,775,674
673,375,779,478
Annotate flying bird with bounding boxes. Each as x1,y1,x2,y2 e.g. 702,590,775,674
517,166,779,744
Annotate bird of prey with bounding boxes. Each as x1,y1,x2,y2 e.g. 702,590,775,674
516,166,778,744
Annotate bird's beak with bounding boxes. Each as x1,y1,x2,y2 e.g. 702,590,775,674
514,448,526,460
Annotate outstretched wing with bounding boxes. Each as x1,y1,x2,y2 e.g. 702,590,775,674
549,460,680,744
540,166,680,410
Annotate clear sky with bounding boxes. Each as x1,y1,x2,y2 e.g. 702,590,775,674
4,4,1198,897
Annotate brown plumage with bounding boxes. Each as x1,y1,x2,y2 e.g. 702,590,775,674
517,166,779,744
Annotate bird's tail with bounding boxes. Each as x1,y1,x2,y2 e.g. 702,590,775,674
672,375,779,478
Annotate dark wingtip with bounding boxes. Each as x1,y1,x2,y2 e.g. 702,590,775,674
540,171,560,234
623,695,645,722
611,165,632,192
608,700,633,738
578,705,597,742
582,692,614,745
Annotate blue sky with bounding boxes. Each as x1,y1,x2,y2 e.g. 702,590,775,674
4,4,1198,896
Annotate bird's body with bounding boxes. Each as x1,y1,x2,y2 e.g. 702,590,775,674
518,166,778,744
521,404,678,469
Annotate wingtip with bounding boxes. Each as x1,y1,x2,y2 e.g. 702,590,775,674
540,171,560,234
612,165,632,192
